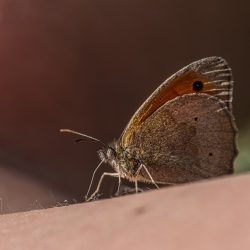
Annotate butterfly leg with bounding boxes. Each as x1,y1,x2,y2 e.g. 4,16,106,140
116,165,122,195
134,164,144,193
85,172,120,202
135,180,138,193
140,164,160,189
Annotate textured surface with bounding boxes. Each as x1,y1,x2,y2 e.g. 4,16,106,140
0,173,250,250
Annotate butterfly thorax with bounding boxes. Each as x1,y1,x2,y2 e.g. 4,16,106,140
98,142,141,180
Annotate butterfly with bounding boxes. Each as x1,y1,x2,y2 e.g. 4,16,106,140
61,56,238,201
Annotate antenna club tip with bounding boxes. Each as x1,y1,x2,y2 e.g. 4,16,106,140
60,129,70,133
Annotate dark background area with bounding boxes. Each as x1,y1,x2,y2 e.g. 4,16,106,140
0,0,249,213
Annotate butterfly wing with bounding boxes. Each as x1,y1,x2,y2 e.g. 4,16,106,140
121,57,234,148
125,93,237,184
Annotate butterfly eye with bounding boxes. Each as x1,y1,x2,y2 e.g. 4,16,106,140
192,81,203,91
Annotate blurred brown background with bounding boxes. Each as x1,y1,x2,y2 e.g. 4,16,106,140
0,0,249,213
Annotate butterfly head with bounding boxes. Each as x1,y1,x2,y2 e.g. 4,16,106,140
98,142,141,178
98,145,117,164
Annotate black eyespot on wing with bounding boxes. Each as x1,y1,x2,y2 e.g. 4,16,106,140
194,117,198,121
193,81,203,91
209,152,213,156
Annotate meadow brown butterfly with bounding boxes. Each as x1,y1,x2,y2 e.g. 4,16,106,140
61,56,238,201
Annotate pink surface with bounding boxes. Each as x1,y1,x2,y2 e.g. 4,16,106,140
0,173,250,250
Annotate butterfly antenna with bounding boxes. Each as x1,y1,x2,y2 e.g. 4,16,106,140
85,159,105,199
60,129,106,146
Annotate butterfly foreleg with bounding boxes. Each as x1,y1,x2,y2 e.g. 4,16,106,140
85,172,120,201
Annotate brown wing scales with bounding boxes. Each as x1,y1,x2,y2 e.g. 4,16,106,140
125,94,237,184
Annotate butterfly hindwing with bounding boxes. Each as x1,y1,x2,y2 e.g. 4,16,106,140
124,94,237,184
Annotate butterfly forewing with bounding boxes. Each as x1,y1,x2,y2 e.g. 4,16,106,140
121,57,233,148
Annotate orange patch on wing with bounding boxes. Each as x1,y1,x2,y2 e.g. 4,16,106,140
138,72,210,124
